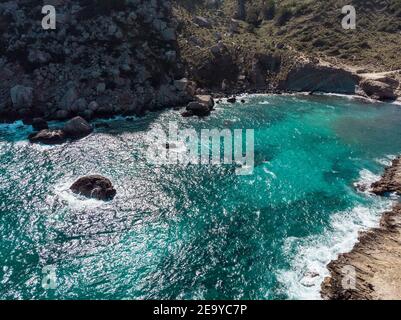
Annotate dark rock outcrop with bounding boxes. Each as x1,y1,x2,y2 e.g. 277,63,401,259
0,1,189,122
249,53,282,88
184,94,214,117
29,116,93,144
186,102,211,117
63,116,93,139
10,85,33,109
70,175,116,201
279,63,359,94
189,42,239,89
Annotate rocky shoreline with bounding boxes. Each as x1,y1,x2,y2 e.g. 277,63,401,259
321,156,401,300
1,1,400,125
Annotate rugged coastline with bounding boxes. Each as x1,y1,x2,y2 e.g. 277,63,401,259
321,156,401,300
1,1,400,125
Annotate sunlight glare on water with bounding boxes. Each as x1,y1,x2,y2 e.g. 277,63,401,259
1,95,400,299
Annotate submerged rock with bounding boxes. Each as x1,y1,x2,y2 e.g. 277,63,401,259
165,143,177,149
29,129,67,145
70,175,116,201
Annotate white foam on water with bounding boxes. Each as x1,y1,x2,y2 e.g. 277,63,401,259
374,154,396,167
262,166,277,179
277,198,393,300
92,114,139,125
51,179,107,210
353,169,381,194
392,100,401,106
312,92,380,103
277,165,396,300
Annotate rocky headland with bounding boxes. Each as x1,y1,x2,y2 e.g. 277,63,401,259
321,156,401,300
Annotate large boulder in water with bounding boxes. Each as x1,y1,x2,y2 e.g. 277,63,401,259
70,175,116,201
195,95,214,108
184,94,215,117
29,129,67,145
63,116,93,139
186,102,211,117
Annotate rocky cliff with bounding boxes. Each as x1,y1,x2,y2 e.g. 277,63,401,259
0,0,190,122
1,0,400,123
174,0,400,100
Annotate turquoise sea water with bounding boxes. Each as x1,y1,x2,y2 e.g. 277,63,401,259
1,94,401,300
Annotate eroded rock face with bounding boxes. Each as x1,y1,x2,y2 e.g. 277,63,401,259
190,42,239,89
0,0,189,121
249,53,282,88
359,78,398,101
70,175,116,201
279,63,359,94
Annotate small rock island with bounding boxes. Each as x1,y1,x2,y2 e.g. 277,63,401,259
70,175,117,201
